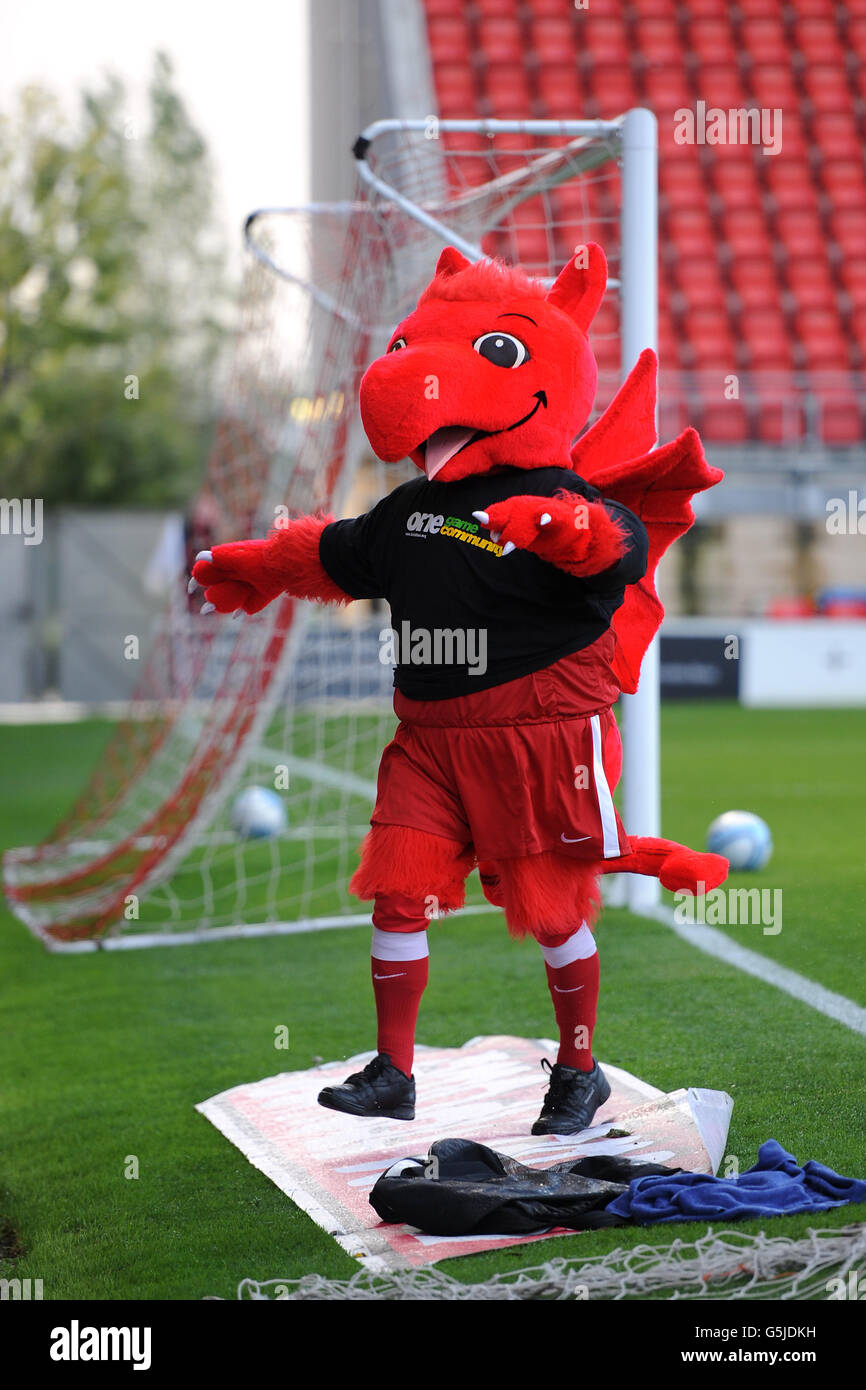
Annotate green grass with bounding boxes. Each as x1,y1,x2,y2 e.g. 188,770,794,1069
0,704,864,1300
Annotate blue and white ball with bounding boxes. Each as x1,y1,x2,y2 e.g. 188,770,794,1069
706,810,772,871
230,786,288,840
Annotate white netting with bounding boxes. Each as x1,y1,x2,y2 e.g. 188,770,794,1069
3,120,634,945
234,1222,866,1302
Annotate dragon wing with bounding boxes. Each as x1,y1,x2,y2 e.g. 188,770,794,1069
570,350,724,694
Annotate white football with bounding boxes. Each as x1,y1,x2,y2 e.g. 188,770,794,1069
706,810,772,871
230,786,288,840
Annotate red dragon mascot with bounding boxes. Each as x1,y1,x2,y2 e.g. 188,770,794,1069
193,244,728,1134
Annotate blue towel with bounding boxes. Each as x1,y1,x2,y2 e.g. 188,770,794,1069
606,1140,866,1224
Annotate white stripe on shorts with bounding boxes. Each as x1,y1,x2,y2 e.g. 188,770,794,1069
590,714,621,858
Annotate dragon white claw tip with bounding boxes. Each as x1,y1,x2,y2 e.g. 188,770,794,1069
472,510,489,525
200,602,216,615
501,541,516,556
195,549,212,564
539,513,551,526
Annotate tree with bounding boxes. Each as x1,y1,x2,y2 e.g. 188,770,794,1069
0,53,233,506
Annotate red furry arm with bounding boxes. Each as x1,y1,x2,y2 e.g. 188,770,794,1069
191,514,353,615
478,494,640,581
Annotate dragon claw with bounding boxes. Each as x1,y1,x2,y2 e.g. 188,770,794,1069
195,549,213,564
200,602,216,615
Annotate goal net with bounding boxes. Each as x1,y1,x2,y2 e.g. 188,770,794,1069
4,115,659,948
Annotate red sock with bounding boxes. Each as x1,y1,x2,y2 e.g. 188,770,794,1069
370,907,430,1078
540,927,600,1071
371,955,428,1076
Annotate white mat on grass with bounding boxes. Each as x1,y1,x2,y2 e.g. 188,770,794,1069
197,1035,732,1271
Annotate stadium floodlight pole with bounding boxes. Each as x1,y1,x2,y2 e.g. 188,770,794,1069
619,107,661,912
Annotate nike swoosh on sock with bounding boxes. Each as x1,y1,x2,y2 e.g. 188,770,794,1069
553,984,585,993
373,972,407,980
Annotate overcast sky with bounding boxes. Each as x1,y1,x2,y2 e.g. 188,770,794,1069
3,0,310,257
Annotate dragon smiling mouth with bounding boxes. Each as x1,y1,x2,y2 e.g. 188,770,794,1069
418,391,547,479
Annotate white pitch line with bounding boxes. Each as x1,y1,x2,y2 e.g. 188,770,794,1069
648,903,866,1038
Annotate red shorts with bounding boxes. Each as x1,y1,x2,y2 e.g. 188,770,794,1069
371,646,628,864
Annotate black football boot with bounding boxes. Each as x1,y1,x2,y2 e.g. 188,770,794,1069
530,1057,611,1135
317,1052,415,1120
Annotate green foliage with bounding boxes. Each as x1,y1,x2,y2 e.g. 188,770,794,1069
0,53,233,506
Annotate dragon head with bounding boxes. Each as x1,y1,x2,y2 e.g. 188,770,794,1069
359,244,607,482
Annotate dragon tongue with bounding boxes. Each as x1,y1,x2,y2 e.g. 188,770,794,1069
423,425,476,480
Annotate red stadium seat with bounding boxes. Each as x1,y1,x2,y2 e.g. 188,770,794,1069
792,17,844,61
846,17,866,61
794,0,841,15
810,380,864,445
482,66,533,118
687,18,739,63
753,384,805,442
529,16,575,65
740,18,790,63
589,70,642,117
820,159,866,208
774,209,826,261
712,160,763,211
802,65,852,113
811,113,861,161
690,62,749,112
427,16,473,63
675,263,727,312
642,67,693,114
537,66,583,118
737,0,793,14
683,0,731,16
764,161,819,213
477,17,524,65
747,64,801,112
435,64,478,115
630,0,678,15
633,18,684,65
581,16,630,64
786,260,837,311
730,258,783,312
699,393,750,443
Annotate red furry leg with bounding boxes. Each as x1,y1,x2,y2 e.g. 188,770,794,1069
350,824,474,914
490,851,601,941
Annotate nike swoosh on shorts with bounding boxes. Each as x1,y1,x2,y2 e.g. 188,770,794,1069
560,833,591,843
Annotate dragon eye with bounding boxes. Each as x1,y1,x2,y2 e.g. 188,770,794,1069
388,337,407,352
473,332,528,368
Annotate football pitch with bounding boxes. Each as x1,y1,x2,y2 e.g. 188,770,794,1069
0,701,864,1300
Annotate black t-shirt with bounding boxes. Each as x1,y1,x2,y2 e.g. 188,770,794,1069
318,466,648,699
